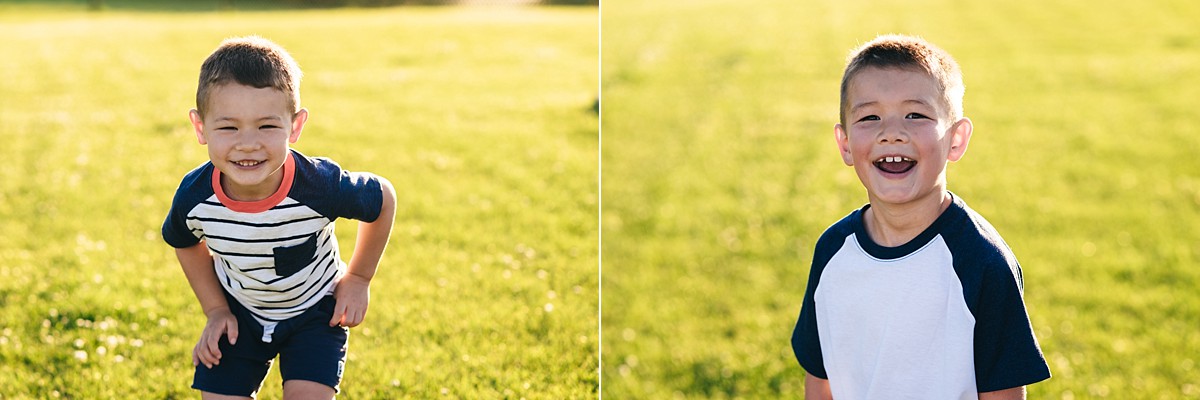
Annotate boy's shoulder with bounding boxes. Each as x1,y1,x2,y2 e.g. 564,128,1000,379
814,206,863,248
808,207,866,275
290,149,345,179
169,161,217,205
179,159,216,181
812,194,1019,274
288,150,378,192
936,196,1030,306
289,150,385,222
939,195,1020,271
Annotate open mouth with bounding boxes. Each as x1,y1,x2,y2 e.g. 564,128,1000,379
232,160,265,168
873,156,916,174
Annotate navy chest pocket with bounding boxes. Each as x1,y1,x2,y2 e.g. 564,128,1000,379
273,233,319,278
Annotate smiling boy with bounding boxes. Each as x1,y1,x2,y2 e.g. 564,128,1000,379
162,36,396,399
790,35,1050,399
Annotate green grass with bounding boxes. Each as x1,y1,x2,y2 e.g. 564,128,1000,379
601,0,1200,398
0,5,598,399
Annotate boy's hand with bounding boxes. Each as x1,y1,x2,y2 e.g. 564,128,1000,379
194,306,238,369
330,274,371,327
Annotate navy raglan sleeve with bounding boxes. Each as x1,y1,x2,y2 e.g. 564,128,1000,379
161,166,211,249
791,224,847,379
298,154,384,222
162,200,200,248
334,169,383,222
972,259,1052,391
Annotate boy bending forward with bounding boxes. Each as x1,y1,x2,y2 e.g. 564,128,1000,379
163,36,396,398
791,35,1050,399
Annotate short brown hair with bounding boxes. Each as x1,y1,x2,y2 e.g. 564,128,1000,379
839,35,964,127
195,36,302,118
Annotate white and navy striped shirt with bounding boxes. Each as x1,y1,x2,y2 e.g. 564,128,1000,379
164,150,382,342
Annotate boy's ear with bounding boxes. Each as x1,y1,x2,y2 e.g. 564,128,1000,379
834,123,854,166
188,109,207,145
289,108,308,144
946,117,973,162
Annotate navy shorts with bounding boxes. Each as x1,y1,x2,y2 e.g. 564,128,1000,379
192,293,349,397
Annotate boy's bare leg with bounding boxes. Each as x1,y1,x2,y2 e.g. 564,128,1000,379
282,380,335,400
201,392,251,400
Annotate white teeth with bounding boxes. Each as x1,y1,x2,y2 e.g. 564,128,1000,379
877,156,913,163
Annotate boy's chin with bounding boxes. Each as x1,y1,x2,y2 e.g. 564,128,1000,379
868,186,946,206
220,168,276,189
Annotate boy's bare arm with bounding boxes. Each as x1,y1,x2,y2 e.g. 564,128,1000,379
330,177,397,327
805,374,833,400
175,242,238,368
176,242,227,315
980,386,1025,400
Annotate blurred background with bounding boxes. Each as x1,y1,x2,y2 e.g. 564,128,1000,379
75,0,598,9
601,0,1200,398
0,0,597,398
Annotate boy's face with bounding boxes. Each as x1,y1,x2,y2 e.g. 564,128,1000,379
189,83,308,201
835,67,971,207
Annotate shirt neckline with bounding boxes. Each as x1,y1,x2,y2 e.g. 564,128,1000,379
852,192,964,260
212,151,296,213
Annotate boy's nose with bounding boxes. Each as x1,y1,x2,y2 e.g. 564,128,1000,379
234,137,262,151
878,120,908,143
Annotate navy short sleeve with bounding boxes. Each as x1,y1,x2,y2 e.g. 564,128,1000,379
971,260,1051,391
944,204,1051,391
791,215,856,379
289,152,383,222
792,269,828,379
162,207,199,248
161,163,215,248
336,169,383,223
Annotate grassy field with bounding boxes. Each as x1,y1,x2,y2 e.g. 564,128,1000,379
601,0,1200,398
0,3,598,399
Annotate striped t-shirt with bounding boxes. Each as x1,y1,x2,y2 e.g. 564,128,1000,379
163,150,382,342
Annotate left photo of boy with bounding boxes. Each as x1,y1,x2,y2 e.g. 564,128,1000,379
0,2,598,398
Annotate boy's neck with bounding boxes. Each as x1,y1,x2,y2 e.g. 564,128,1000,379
863,190,952,247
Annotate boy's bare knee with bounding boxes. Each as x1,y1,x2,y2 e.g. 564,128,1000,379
282,380,336,400
200,392,252,400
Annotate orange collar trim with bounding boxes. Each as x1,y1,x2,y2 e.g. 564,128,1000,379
212,152,296,213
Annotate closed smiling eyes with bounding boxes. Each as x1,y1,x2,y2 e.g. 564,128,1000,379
215,125,281,131
857,113,930,123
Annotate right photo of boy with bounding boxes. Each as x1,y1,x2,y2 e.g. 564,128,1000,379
790,34,1050,399
600,0,1200,398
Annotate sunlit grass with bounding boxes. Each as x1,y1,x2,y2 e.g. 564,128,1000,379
601,0,1200,398
0,4,598,399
